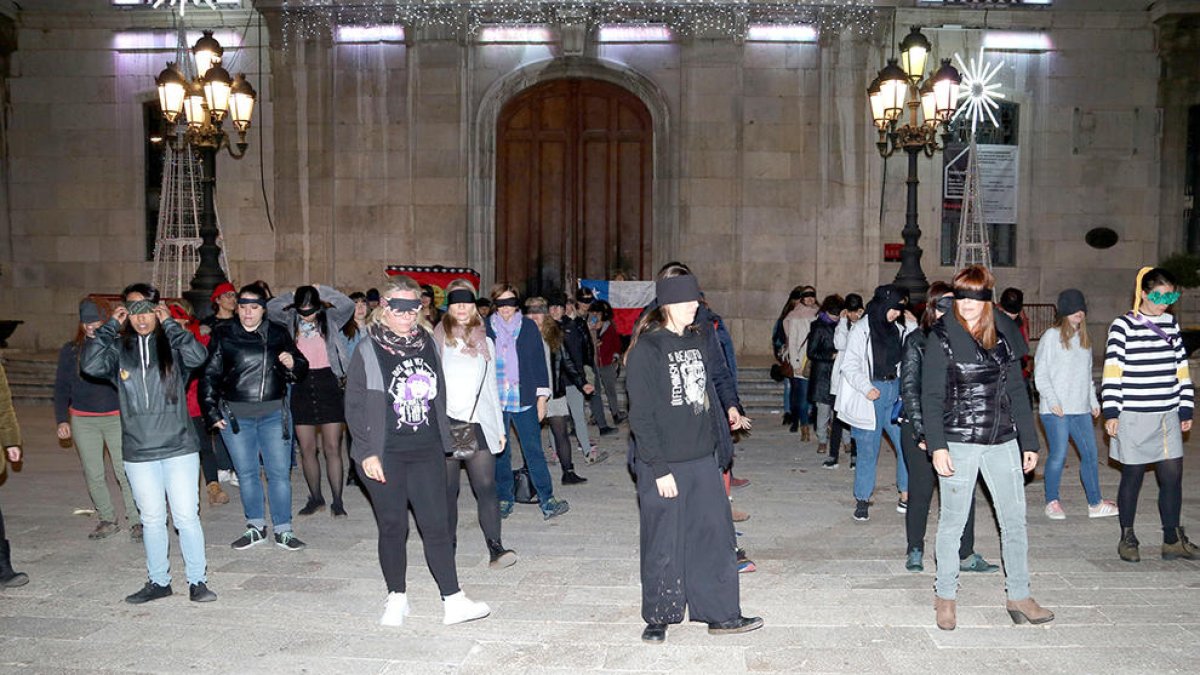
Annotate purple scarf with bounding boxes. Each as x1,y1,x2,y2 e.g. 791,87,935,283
490,310,522,393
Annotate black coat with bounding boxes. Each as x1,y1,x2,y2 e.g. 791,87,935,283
199,320,309,428
806,316,838,405
549,339,588,399
900,329,928,443
560,315,595,371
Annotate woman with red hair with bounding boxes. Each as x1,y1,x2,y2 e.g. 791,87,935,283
922,265,1050,631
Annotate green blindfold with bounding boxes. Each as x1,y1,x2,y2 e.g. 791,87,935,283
126,300,156,315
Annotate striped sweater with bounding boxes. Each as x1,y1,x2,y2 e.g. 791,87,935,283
1101,312,1194,421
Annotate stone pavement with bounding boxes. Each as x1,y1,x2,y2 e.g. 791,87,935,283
1,403,1198,674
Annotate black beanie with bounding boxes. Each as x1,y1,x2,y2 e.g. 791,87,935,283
1056,289,1087,317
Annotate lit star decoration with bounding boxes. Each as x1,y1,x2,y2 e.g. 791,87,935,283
278,1,880,46
152,0,218,17
952,47,1005,135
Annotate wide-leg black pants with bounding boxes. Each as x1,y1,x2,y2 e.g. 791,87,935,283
636,454,739,625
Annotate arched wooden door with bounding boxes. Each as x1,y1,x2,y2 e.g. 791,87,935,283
496,78,653,296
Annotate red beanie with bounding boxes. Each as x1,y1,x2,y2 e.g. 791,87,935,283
211,282,236,303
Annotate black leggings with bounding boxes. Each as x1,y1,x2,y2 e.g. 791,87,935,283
547,415,576,471
445,424,502,546
1118,458,1184,538
294,423,345,507
902,421,975,558
362,454,460,596
192,416,232,484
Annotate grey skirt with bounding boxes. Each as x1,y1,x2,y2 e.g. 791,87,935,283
1109,410,1183,465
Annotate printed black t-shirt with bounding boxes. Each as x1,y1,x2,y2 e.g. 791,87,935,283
375,340,444,461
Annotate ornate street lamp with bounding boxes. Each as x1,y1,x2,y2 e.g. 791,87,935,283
868,27,961,303
155,30,256,318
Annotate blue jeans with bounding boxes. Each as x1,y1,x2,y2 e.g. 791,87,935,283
495,407,557,512
1041,413,1103,505
124,453,207,586
936,439,1030,601
849,379,907,500
221,409,294,533
788,377,811,426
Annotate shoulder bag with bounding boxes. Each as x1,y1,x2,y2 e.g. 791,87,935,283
448,361,487,461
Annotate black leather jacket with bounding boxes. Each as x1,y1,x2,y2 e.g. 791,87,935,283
925,319,1017,447
199,320,309,427
550,339,588,399
560,315,594,371
899,329,927,443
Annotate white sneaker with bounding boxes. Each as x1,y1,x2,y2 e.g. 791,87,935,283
442,591,490,625
1088,500,1120,519
1044,500,1066,520
217,469,233,484
379,592,410,627
228,471,239,487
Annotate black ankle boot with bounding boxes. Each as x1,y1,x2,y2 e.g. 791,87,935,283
0,539,29,588
1118,527,1140,563
487,539,518,569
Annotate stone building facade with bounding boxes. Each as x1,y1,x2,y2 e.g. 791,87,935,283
1,0,1197,356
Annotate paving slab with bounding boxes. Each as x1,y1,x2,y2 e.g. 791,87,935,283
1,403,1199,672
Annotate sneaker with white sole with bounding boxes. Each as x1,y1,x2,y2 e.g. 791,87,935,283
274,531,307,551
217,469,234,484
230,525,267,550
1088,500,1119,519
442,591,490,625
228,471,240,488
1044,500,1066,520
379,592,411,626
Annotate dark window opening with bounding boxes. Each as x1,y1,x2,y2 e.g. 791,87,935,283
143,100,166,261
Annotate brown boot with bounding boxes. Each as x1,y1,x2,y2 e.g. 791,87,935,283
817,442,827,454
1005,597,1054,625
800,425,811,442
1162,527,1200,560
934,596,956,631
207,482,230,506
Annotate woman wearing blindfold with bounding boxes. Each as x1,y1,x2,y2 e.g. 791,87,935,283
625,265,762,644
199,284,310,553
81,283,214,604
268,284,357,518
344,276,491,627
1102,267,1198,563
897,282,997,576
921,266,1049,631
485,284,570,521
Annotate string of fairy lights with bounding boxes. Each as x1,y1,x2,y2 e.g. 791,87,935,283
277,1,881,44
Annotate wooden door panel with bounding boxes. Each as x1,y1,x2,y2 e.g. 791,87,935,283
497,79,652,295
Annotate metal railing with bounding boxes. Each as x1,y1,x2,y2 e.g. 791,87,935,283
1024,303,1056,342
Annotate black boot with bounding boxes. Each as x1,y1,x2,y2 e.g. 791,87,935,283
1118,527,1140,563
0,539,29,588
487,539,518,569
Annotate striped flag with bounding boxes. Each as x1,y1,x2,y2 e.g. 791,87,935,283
578,279,655,336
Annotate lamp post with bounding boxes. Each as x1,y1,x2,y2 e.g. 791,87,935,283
155,31,257,318
868,27,961,304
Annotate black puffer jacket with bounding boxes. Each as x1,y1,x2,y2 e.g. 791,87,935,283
550,338,588,399
806,315,838,405
81,319,208,463
921,315,1038,452
199,320,309,428
899,329,927,443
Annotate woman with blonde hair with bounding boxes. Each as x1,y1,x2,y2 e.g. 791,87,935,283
1034,289,1116,520
433,279,517,568
923,265,1049,631
346,275,491,626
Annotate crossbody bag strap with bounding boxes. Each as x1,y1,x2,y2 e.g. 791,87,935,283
466,357,486,421
1127,312,1179,346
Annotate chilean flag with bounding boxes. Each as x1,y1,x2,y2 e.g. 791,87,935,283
578,279,656,336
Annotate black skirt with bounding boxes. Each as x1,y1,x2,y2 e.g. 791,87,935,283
291,367,345,425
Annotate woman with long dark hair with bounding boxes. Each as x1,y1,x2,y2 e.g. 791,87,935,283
899,281,996,574
1103,267,1197,562
626,264,761,643
269,284,356,517
527,296,591,485
806,294,842,454
54,298,141,540
201,283,310,552
433,279,517,569
923,266,1049,631
487,284,569,520
839,285,913,521
82,283,214,604
1036,289,1117,520
783,286,819,437
346,276,491,626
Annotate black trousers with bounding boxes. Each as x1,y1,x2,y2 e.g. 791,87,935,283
445,423,503,545
637,454,739,625
902,421,975,558
0,496,6,541
363,453,460,596
192,415,232,484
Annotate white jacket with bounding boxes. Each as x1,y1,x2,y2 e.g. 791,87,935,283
441,338,505,455
834,318,913,428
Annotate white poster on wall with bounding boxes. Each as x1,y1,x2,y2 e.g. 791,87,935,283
943,143,1019,225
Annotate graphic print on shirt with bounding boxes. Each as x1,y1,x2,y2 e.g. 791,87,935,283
667,348,708,414
387,356,439,430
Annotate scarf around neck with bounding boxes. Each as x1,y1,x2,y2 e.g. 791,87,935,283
866,285,906,381
433,322,490,361
368,322,427,357
490,310,523,391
